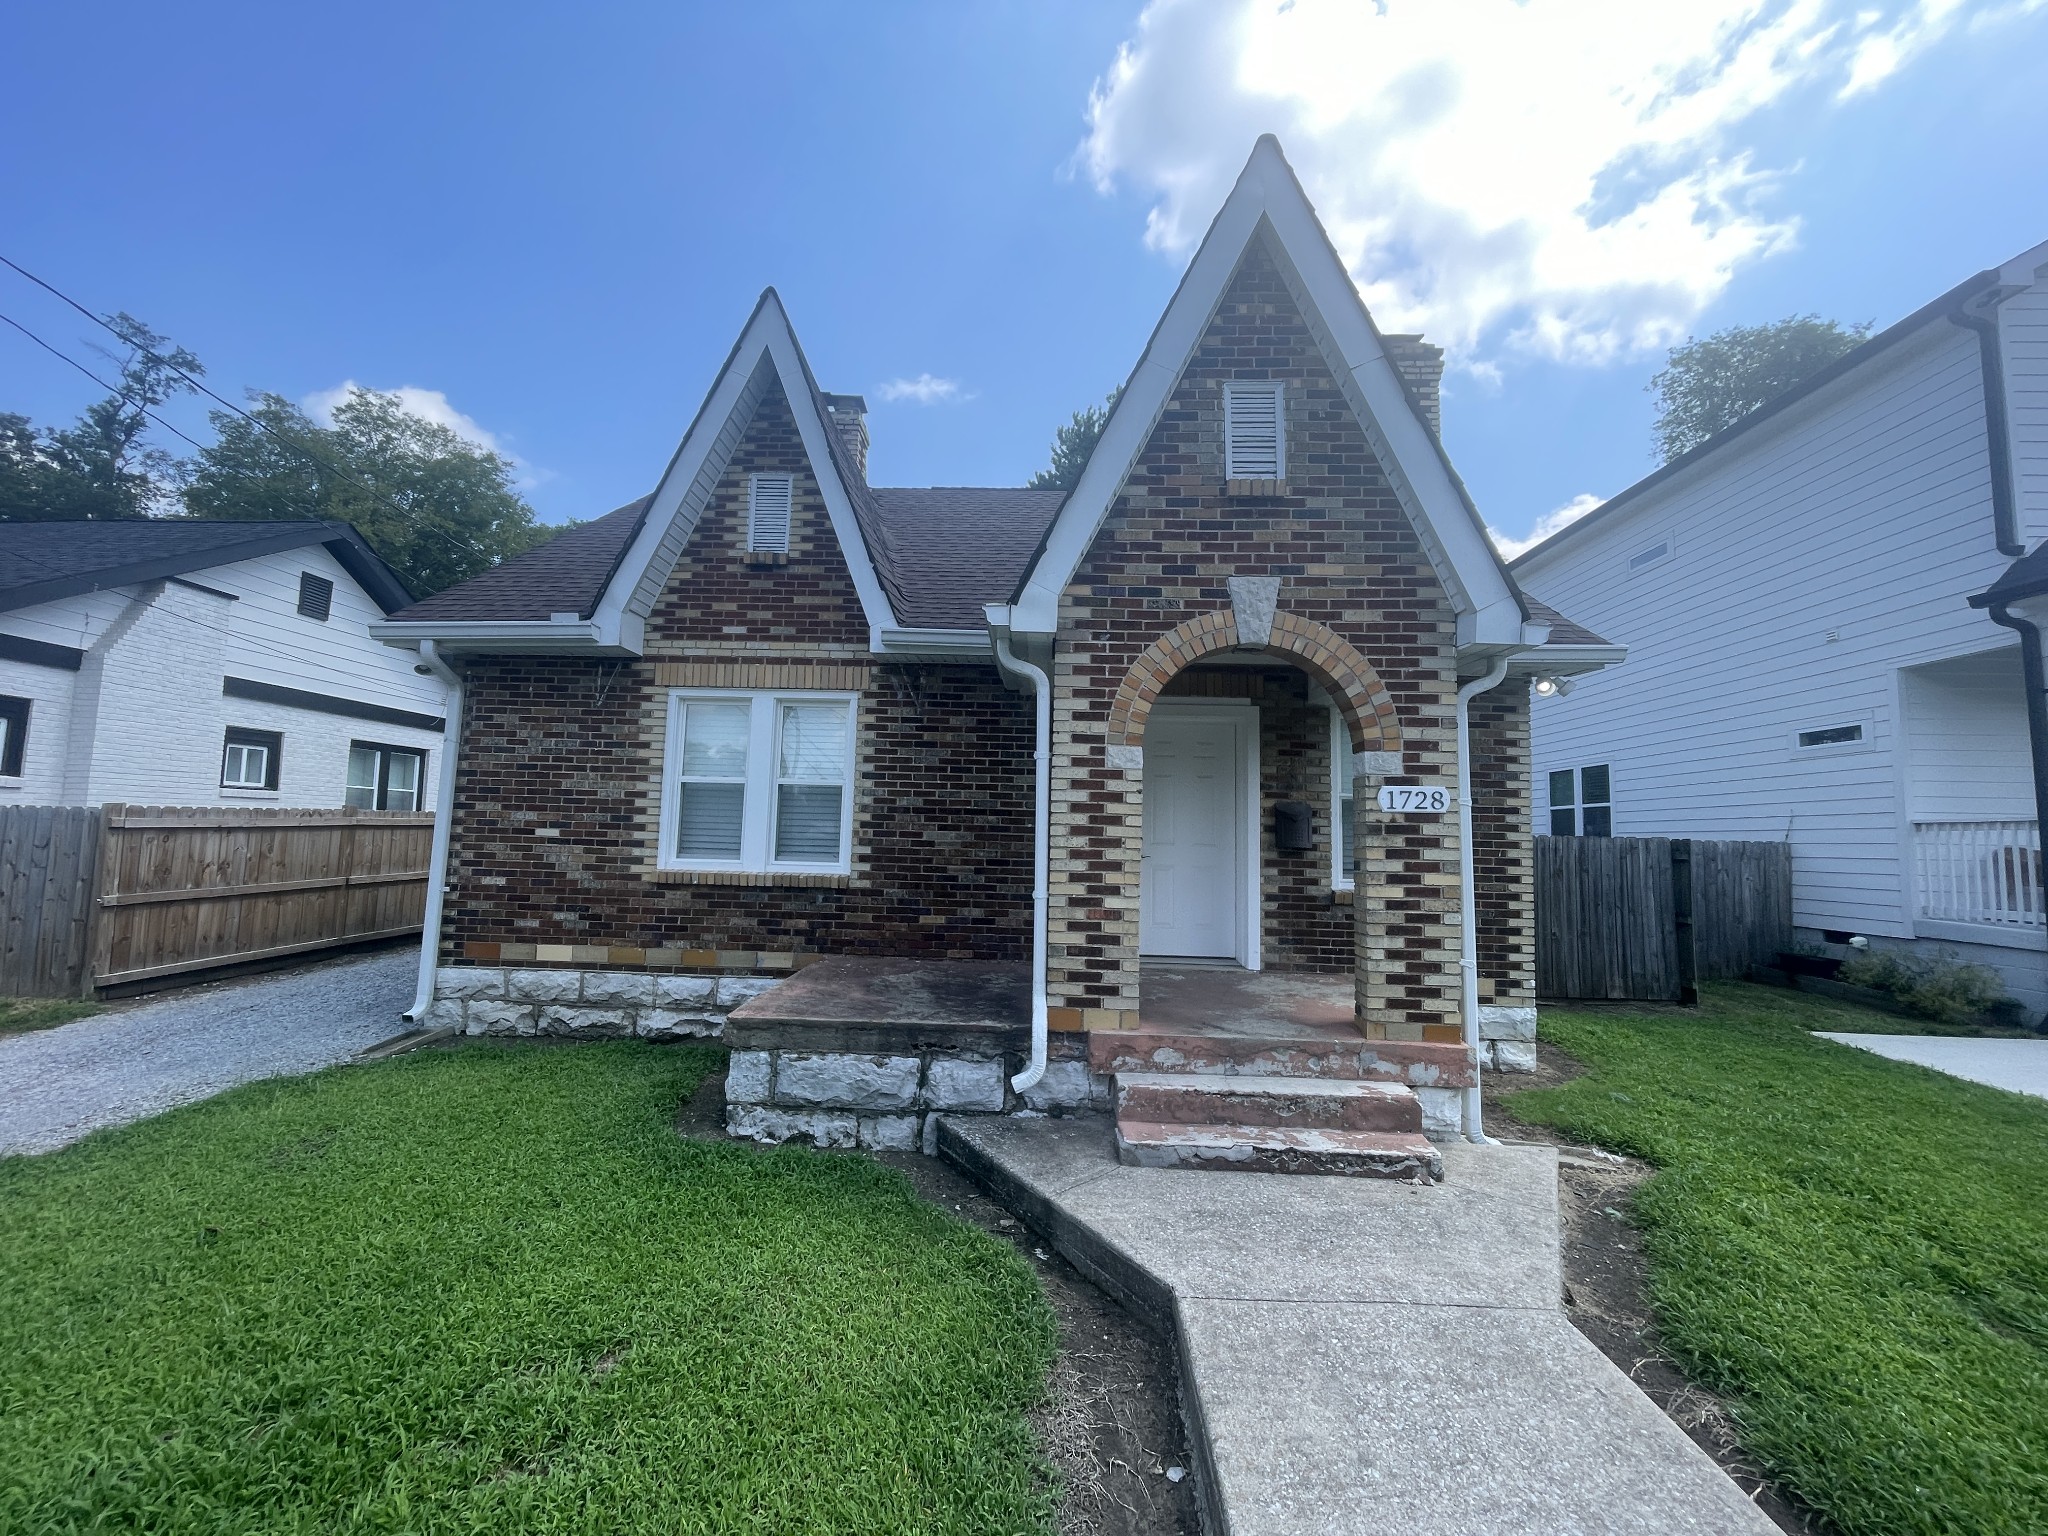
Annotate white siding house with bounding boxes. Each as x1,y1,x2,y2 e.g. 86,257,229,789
1513,238,2048,1013
0,522,448,811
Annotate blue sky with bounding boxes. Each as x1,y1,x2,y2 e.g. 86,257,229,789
5,1,2046,551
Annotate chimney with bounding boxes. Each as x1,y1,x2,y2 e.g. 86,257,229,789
822,393,869,481
1381,335,1444,438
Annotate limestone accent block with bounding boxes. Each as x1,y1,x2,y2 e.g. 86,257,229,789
435,967,505,1001
1492,1040,1538,1074
725,1050,774,1104
727,1105,858,1149
1022,1060,1102,1111
505,968,583,1004
775,1052,921,1110
636,1009,721,1041
1227,575,1281,647
1105,744,1143,774
656,974,718,1007
1413,1086,1463,1141
464,999,538,1036
538,1005,634,1038
859,1114,921,1151
717,976,784,1009
581,972,657,1007
1478,1004,1538,1042
923,1056,1007,1112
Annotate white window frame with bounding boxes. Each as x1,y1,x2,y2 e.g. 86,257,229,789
1330,709,1355,891
747,473,794,553
658,689,857,874
1791,715,1872,756
1223,381,1285,480
346,741,427,811
220,728,280,792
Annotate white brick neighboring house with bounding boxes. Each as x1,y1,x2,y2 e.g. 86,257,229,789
0,521,449,808
1513,236,2048,1014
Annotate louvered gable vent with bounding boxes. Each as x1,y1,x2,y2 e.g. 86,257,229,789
1223,382,1284,480
747,474,793,553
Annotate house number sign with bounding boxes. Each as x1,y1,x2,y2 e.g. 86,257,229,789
1376,785,1453,814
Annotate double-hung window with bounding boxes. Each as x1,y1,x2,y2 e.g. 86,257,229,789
222,727,282,791
1330,710,1355,890
661,691,856,873
346,741,426,810
1548,764,1611,837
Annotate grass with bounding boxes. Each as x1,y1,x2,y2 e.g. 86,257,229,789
1508,981,2048,1536
0,996,102,1035
0,1042,1059,1535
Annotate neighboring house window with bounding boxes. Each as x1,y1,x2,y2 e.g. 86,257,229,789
1330,711,1355,890
1223,381,1284,480
0,694,28,777
1797,722,1863,749
747,474,794,553
1548,764,1611,837
346,742,426,811
222,727,282,791
297,573,334,621
660,691,856,872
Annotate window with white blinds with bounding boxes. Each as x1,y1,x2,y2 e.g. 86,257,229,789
747,474,794,552
1223,381,1284,480
660,691,855,872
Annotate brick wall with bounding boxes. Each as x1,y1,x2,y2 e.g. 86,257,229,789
1469,680,1535,1006
1049,239,1464,1040
438,377,1034,967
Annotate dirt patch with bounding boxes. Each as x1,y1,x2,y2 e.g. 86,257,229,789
675,1071,1199,1536
1485,1046,1825,1536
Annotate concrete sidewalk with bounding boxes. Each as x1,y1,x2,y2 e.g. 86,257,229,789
1816,1032,2048,1100
941,1116,1777,1536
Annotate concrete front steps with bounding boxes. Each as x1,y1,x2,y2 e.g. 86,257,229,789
1087,1024,1475,1088
1109,1065,1446,1181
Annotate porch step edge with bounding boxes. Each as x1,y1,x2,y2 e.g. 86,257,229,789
1114,1120,1445,1181
1114,1071,1423,1132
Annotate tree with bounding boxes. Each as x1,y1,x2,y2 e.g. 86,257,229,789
0,313,202,520
1649,315,1871,462
183,387,549,595
1027,387,1123,491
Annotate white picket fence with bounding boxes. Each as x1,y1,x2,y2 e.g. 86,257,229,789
1913,819,2044,929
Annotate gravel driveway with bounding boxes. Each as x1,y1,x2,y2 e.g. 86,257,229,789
0,947,417,1157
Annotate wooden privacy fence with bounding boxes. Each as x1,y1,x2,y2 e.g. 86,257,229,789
1535,836,1793,1003
1,804,432,998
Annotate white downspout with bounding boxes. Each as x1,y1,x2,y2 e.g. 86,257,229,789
403,639,463,1024
992,631,1051,1092
1456,656,1512,1143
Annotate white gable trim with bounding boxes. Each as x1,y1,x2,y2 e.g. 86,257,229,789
1008,137,1527,646
587,290,898,651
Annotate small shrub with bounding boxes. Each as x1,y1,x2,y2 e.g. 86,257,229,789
1838,948,2015,1026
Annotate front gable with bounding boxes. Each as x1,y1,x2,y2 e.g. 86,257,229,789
1004,137,1527,648
590,292,898,652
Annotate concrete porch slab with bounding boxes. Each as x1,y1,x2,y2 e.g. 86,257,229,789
1142,964,1357,1039
939,1115,1778,1536
724,955,1029,1054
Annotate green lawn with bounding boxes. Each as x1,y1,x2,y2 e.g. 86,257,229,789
1509,982,2048,1536
0,995,102,1035
0,1042,1058,1535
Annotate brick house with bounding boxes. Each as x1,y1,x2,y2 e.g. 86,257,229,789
374,138,1617,1174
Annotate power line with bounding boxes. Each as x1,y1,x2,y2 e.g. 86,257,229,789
0,253,482,564
0,309,212,455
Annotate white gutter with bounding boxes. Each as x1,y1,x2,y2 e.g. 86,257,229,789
402,639,463,1024
990,628,1051,1093
1455,656,1512,1143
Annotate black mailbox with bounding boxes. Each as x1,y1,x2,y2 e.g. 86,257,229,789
1274,799,1314,852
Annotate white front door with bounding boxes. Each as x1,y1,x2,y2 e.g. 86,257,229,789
1140,709,1248,960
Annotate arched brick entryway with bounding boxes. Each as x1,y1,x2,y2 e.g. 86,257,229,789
1106,608,1402,757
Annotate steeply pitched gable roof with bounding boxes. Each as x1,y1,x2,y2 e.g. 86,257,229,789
999,135,1528,646
0,519,413,615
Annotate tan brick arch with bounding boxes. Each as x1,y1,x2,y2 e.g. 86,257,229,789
1107,608,1402,754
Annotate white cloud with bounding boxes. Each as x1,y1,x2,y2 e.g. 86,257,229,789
1080,0,2034,369
876,373,967,405
303,380,550,490
1491,492,1604,560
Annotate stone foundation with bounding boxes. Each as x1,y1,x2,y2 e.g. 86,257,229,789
723,1041,1111,1152
421,965,782,1040
1476,1004,1538,1073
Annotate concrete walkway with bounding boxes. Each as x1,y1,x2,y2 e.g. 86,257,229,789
1815,1032,2048,1100
941,1116,1777,1536
0,947,415,1157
